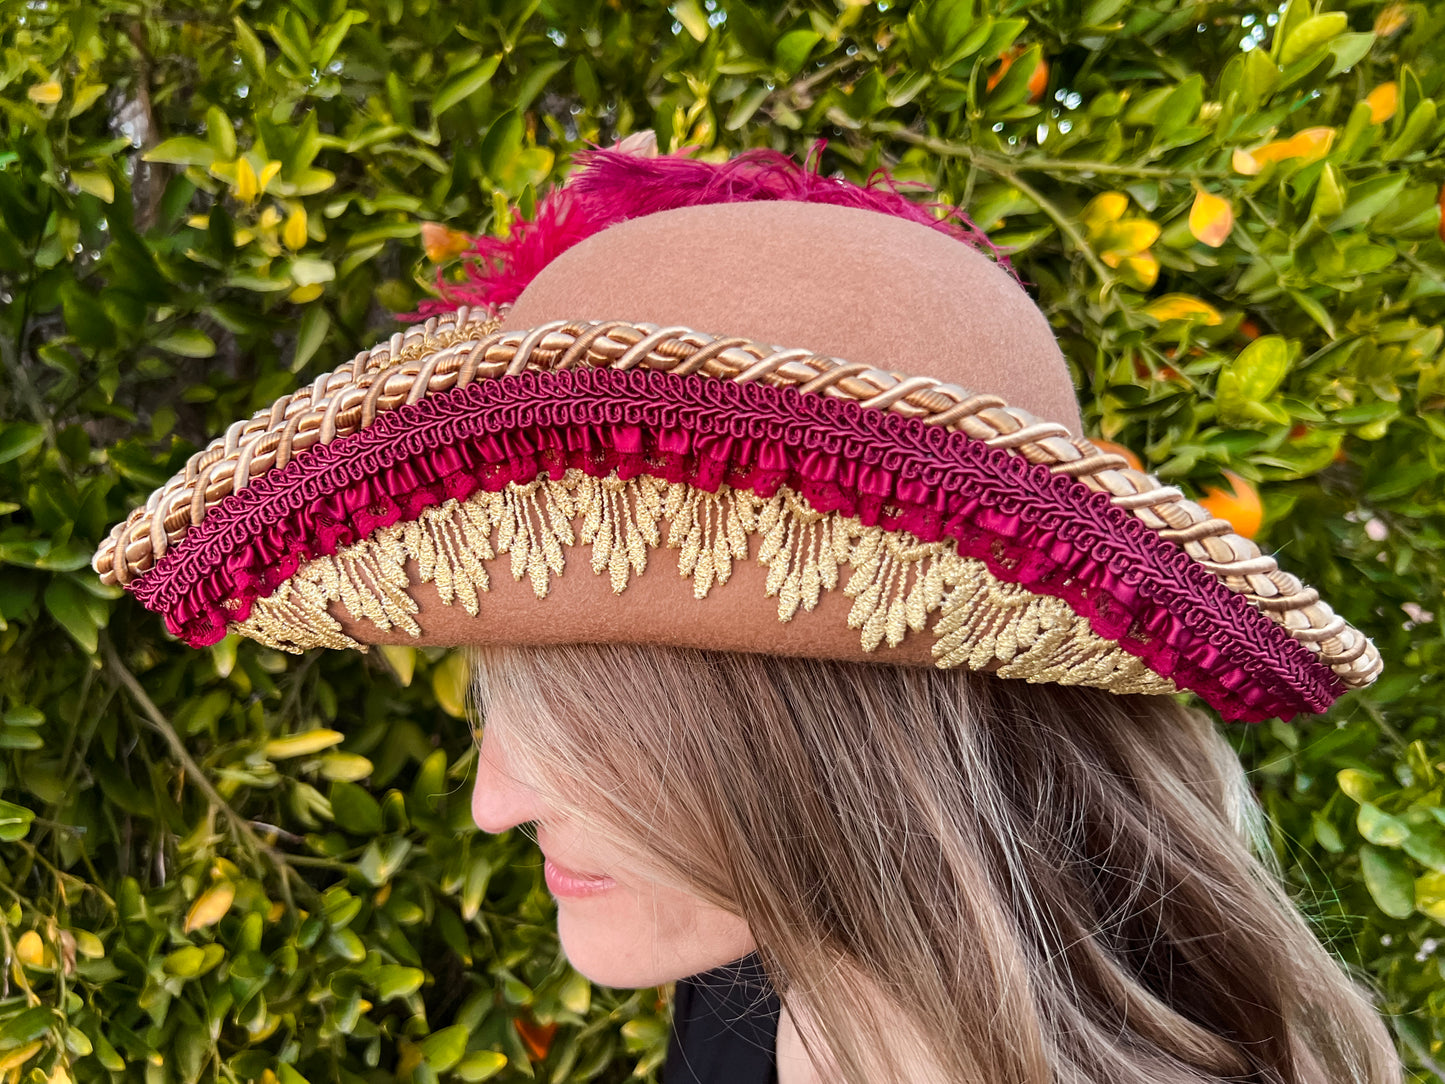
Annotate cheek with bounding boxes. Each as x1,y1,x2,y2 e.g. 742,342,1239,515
554,878,756,988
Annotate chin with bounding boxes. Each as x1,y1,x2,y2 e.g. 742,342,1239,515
557,909,673,987
554,900,758,989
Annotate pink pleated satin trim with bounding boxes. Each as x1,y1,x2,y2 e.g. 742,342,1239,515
127,369,1341,722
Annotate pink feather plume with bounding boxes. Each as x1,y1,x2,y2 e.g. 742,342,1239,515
411,144,1009,319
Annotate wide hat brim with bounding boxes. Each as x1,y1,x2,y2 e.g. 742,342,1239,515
93,302,1378,723
94,149,1380,723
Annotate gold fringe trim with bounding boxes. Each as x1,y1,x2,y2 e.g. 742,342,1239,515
665,482,756,600
931,564,1173,693
232,470,1177,697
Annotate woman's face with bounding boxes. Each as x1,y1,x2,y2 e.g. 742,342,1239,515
470,715,756,988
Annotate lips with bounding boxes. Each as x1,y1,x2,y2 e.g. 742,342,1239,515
543,857,618,899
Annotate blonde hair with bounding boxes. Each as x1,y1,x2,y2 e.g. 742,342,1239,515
472,644,1400,1084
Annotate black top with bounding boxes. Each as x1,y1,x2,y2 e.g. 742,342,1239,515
664,954,780,1084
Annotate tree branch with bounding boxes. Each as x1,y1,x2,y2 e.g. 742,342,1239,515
100,633,316,901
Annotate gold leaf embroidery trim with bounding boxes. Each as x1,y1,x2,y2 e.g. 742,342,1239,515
232,470,1175,698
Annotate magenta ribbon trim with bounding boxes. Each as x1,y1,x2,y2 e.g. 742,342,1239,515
127,368,1342,722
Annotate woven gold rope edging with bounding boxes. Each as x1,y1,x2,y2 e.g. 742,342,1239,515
92,308,1381,691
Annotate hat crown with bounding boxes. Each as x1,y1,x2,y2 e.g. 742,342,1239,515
503,199,1084,435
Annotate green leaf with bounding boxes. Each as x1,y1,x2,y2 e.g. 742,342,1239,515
265,729,344,758
0,424,44,465
774,29,822,76
289,257,336,286
1383,99,1438,159
480,109,524,180
318,753,373,782
1288,289,1336,339
432,652,470,719
3,707,43,728
725,85,772,131
1337,768,1377,803
0,797,36,842
1403,827,1445,873
154,329,216,358
432,55,502,116
1154,74,1203,136
205,105,237,161
233,16,268,75
1278,12,1347,67
1312,813,1343,853
672,0,710,41
987,44,1042,111
162,945,207,977
1226,335,1289,400
1328,174,1408,232
0,1006,52,1045
143,136,217,167
43,577,99,653
1357,802,1410,847
1360,844,1416,919
378,644,415,686
1326,32,1376,76
1217,335,1290,427
71,170,114,203
291,304,331,371
559,970,592,1014
330,781,383,835
455,1050,508,1082
89,1032,123,1072
61,282,115,349
375,964,425,1001
209,634,238,679
418,1024,471,1072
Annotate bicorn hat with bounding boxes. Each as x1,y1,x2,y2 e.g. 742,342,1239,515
94,142,1381,723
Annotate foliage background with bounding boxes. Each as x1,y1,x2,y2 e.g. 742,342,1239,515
0,0,1443,1080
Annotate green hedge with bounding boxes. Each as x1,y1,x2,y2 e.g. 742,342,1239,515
1,0,1443,1080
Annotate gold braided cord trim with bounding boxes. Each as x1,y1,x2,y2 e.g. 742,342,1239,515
234,472,1177,699
94,309,1380,691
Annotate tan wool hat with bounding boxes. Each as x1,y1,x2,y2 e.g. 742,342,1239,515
93,144,1381,723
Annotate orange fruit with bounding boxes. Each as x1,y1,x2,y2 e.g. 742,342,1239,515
1027,56,1049,103
986,46,1047,102
1198,471,1263,539
986,48,1018,92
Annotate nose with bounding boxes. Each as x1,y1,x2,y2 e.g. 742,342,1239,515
471,722,547,834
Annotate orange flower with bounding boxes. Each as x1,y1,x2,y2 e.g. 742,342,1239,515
1199,472,1263,539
